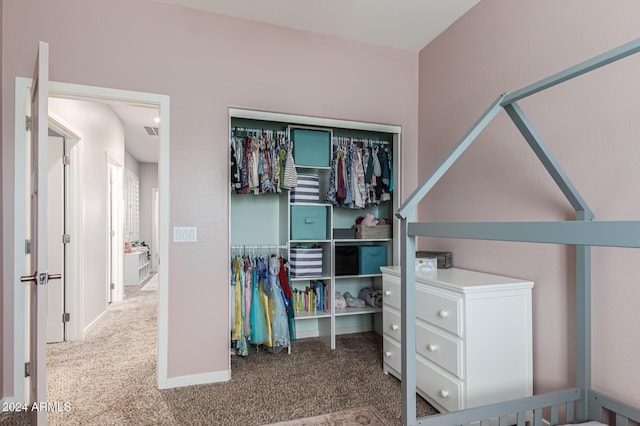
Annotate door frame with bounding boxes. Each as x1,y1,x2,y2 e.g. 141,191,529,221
13,77,171,402
48,113,83,342
106,155,124,305
151,187,159,272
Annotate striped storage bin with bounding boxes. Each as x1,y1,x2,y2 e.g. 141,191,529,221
290,247,323,278
289,174,320,203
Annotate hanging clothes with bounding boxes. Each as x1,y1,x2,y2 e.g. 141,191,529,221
325,137,393,208
267,256,290,353
249,260,269,346
231,252,293,356
230,128,292,195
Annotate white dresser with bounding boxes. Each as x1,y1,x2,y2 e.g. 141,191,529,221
380,266,533,413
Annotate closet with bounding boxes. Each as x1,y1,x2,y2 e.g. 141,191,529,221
229,109,401,354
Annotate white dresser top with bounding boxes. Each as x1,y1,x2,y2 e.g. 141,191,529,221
380,265,533,293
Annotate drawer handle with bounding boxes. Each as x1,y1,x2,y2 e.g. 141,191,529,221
427,344,437,352
391,324,399,331
438,310,449,319
384,290,391,296
384,351,392,358
304,217,315,224
439,390,449,398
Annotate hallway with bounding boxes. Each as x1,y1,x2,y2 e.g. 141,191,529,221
46,277,165,425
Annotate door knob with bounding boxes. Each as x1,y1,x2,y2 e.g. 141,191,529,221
20,271,61,285
20,272,37,283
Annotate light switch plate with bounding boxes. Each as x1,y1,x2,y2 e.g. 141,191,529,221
173,226,197,242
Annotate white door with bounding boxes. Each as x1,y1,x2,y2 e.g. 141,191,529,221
108,162,116,303
22,40,57,425
47,135,65,343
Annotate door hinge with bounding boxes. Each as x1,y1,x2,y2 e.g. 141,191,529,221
25,239,31,254
62,234,71,244
24,362,31,378
62,313,70,323
110,283,115,290
26,116,32,132
63,155,71,166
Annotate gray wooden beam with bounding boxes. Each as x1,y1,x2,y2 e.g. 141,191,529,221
575,211,591,422
400,213,418,426
396,94,506,220
407,221,640,248
501,37,640,105
504,103,593,219
417,388,581,426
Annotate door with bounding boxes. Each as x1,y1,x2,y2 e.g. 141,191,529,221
46,135,65,342
21,41,58,425
108,162,117,303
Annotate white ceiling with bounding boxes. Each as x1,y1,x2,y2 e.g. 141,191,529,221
111,104,160,163
120,1,479,162
154,0,480,52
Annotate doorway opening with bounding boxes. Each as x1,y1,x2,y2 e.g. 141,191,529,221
13,77,171,405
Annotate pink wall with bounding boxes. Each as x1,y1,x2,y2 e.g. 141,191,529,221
1,0,418,393
418,0,640,407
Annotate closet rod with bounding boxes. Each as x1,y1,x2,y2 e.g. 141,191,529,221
230,244,288,249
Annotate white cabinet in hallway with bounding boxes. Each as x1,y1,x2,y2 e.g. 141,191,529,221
124,248,150,286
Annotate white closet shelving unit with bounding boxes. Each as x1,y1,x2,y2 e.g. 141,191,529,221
124,248,150,286
229,109,401,350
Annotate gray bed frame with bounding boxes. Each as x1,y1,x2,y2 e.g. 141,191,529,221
395,37,640,426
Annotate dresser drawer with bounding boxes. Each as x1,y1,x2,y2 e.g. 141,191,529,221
383,337,401,375
416,284,462,337
416,321,462,379
382,275,401,310
383,307,401,341
416,358,462,412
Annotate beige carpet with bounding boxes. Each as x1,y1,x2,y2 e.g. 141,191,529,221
140,273,158,291
267,406,389,425
2,282,437,425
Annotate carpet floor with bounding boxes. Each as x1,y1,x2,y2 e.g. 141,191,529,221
2,281,437,425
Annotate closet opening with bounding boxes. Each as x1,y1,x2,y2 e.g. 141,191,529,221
228,108,401,366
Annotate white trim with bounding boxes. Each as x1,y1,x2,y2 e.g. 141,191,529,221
48,113,81,141
66,136,84,341
295,329,320,339
156,96,170,389
106,155,124,304
47,113,85,342
13,77,29,403
228,107,402,134
161,369,231,389
151,188,159,272
81,309,108,338
13,78,171,401
335,324,374,335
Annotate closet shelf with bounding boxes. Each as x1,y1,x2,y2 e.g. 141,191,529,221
294,311,331,320
289,202,332,207
290,275,331,282
295,165,331,171
335,307,382,317
334,238,392,243
335,273,382,280
290,239,332,244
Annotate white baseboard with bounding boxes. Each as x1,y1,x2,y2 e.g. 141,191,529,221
82,309,108,338
295,329,320,339
335,323,373,335
160,369,231,390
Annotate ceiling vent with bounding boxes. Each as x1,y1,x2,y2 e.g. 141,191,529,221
144,126,160,136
